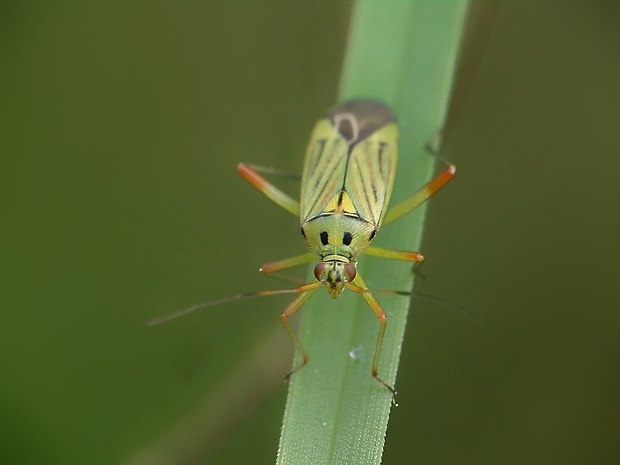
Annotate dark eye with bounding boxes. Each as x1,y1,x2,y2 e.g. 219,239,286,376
343,231,352,246
344,263,356,282
369,229,377,241
314,262,328,281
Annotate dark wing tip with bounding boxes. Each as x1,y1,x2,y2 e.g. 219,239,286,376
326,100,395,144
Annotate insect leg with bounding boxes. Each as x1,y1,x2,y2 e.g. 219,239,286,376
260,252,315,274
383,164,455,225
238,164,301,181
281,283,321,380
364,246,424,262
237,163,300,216
345,274,396,397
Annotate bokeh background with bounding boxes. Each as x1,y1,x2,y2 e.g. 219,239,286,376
2,1,619,464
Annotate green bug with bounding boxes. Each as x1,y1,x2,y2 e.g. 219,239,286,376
238,100,455,393
151,100,455,395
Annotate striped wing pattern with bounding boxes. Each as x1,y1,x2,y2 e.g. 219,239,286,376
344,124,397,227
300,117,398,228
299,120,349,223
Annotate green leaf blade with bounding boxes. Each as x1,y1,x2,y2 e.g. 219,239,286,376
278,2,469,464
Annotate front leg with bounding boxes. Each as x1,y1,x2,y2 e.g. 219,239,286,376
238,163,300,216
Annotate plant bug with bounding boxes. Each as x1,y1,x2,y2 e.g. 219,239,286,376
149,100,455,396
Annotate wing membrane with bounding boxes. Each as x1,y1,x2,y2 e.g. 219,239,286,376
345,123,398,227
299,119,349,223
299,113,398,229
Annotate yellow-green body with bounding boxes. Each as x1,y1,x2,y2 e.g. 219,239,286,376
149,100,455,395
299,101,398,298
152,99,456,395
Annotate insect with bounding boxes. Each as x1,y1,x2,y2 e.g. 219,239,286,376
238,100,455,394
150,100,455,396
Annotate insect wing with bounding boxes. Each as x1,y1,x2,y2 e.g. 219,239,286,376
343,123,398,227
299,118,349,223
299,101,398,229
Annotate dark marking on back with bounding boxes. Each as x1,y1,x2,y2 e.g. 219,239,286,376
343,232,353,246
378,142,388,180
300,227,306,238
320,231,329,245
326,100,395,145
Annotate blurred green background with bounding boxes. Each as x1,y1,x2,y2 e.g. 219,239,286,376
2,1,619,464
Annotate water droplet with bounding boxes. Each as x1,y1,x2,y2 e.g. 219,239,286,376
348,346,364,360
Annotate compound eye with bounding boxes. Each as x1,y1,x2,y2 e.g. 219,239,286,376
344,263,357,282
314,262,328,281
